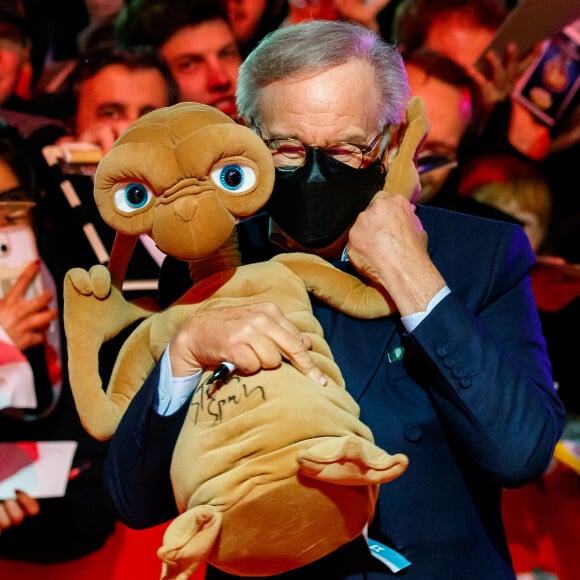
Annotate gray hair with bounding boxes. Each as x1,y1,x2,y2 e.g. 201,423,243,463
236,20,410,128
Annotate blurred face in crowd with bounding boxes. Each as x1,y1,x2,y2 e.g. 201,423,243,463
160,18,241,119
405,62,472,203
74,63,170,137
226,0,267,44
422,9,550,160
0,21,29,105
423,12,495,69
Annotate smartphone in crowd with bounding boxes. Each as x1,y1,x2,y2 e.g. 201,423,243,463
513,20,580,126
0,224,43,300
474,0,580,77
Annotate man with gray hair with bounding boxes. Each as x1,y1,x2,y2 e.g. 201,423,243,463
105,20,565,579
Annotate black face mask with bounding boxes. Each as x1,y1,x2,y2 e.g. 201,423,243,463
265,149,386,249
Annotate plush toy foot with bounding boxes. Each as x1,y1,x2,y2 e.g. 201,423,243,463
158,507,222,580
296,435,409,485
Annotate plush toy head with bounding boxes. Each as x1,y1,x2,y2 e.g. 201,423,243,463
63,99,428,578
94,102,275,286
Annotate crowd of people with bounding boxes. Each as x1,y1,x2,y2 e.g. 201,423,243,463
0,0,577,578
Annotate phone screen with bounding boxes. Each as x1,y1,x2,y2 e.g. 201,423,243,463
513,25,580,126
0,224,43,300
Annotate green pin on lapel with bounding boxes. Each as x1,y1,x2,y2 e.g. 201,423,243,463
387,346,405,363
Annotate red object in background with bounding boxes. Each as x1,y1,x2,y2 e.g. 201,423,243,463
503,460,580,580
0,523,206,580
531,257,580,312
1,480,578,580
0,442,39,482
287,0,339,23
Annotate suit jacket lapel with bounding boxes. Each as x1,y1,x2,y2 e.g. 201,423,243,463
313,300,399,401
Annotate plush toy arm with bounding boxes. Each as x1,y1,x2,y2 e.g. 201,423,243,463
63,265,153,440
272,253,393,318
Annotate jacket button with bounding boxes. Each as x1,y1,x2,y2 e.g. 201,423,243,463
459,377,472,389
452,367,464,378
404,424,423,442
436,346,448,357
444,357,456,369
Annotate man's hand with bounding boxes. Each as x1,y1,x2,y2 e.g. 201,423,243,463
467,41,542,112
346,193,445,316
0,261,57,350
0,490,40,533
169,302,327,385
56,119,132,156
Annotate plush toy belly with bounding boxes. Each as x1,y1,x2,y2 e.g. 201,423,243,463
160,364,408,578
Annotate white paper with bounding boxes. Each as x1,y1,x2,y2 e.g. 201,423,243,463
0,441,78,499
0,332,37,409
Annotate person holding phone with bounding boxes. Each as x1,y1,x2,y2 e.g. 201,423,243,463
0,125,116,563
0,125,58,416
391,0,550,160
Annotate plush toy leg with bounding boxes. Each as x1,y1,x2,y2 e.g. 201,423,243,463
158,507,222,580
296,435,409,485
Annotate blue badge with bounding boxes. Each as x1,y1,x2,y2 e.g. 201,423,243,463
366,536,411,573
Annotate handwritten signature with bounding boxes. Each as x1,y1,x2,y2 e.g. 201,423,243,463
190,375,266,423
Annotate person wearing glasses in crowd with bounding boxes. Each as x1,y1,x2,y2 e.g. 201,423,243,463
104,20,565,579
0,125,116,563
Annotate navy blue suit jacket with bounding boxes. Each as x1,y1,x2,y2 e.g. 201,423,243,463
105,206,565,579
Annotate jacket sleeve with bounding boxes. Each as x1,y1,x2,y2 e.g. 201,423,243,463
409,224,566,487
104,359,189,528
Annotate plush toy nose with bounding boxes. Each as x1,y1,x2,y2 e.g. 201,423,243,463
173,196,198,223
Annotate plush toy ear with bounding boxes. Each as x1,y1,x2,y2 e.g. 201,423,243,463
381,96,429,201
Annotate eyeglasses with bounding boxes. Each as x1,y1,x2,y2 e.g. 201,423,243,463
0,200,35,224
0,185,32,202
259,127,388,172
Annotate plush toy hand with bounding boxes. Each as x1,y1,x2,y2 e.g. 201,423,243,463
63,265,154,438
381,95,429,201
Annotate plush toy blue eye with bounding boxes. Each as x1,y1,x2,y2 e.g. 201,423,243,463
114,183,153,213
210,161,257,194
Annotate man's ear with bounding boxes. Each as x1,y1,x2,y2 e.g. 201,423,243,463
381,123,407,170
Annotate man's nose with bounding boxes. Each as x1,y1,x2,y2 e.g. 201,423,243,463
206,58,231,88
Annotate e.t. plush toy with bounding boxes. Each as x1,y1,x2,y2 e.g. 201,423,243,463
63,100,428,579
